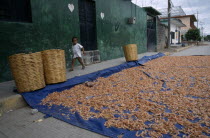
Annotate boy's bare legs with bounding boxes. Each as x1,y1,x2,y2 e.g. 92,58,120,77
77,57,85,69
70,58,76,71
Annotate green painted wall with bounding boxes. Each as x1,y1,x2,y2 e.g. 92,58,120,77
96,0,147,61
0,0,79,82
0,0,147,82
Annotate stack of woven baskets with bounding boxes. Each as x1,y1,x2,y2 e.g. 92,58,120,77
9,49,67,93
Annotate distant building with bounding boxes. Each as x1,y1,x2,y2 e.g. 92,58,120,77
161,18,186,44
161,15,197,36
158,6,197,38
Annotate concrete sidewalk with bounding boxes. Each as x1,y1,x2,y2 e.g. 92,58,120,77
0,107,107,138
0,52,157,115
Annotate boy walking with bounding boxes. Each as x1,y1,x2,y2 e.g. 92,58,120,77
70,37,85,71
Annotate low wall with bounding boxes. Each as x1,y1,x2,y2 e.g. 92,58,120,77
157,20,168,50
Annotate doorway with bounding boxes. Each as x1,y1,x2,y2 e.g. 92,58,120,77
147,15,156,52
79,0,97,51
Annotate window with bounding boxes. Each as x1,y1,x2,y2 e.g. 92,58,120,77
0,0,32,23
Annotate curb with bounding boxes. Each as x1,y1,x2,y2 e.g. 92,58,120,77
173,45,193,52
163,52,171,56
0,94,27,115
159,45,194,55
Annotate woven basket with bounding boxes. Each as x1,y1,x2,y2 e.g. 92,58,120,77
123,44,138,62
42,49,66,84
9,52,46,93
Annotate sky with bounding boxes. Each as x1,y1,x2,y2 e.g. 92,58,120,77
132,0,210,35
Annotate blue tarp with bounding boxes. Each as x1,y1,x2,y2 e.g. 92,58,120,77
21,53,167,138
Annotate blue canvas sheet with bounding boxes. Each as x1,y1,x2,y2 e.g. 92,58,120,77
21,53,171,138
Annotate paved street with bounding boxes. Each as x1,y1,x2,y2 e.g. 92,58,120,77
171,42,210,56
0,44,210,138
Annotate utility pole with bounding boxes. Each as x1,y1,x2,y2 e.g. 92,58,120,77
167,0,171,48
201,26,204,41
200,21,204,40
196,11,199,45
196,11,199,29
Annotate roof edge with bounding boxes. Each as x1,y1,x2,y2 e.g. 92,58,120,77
160,15,197,22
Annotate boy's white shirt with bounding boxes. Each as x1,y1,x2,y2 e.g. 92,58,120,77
72,43,83,58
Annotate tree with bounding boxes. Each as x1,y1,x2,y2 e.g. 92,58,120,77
185,29,201,41
204,35,210,41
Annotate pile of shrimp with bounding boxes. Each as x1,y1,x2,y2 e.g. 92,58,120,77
42,56,210,137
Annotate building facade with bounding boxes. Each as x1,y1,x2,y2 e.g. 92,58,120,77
159,6,197,41
161,19,186,44
174,15,197,36
0,0,148,82
161,15,197,36
143,7,161,52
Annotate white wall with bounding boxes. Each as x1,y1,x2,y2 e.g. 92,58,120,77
170,23,182,44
